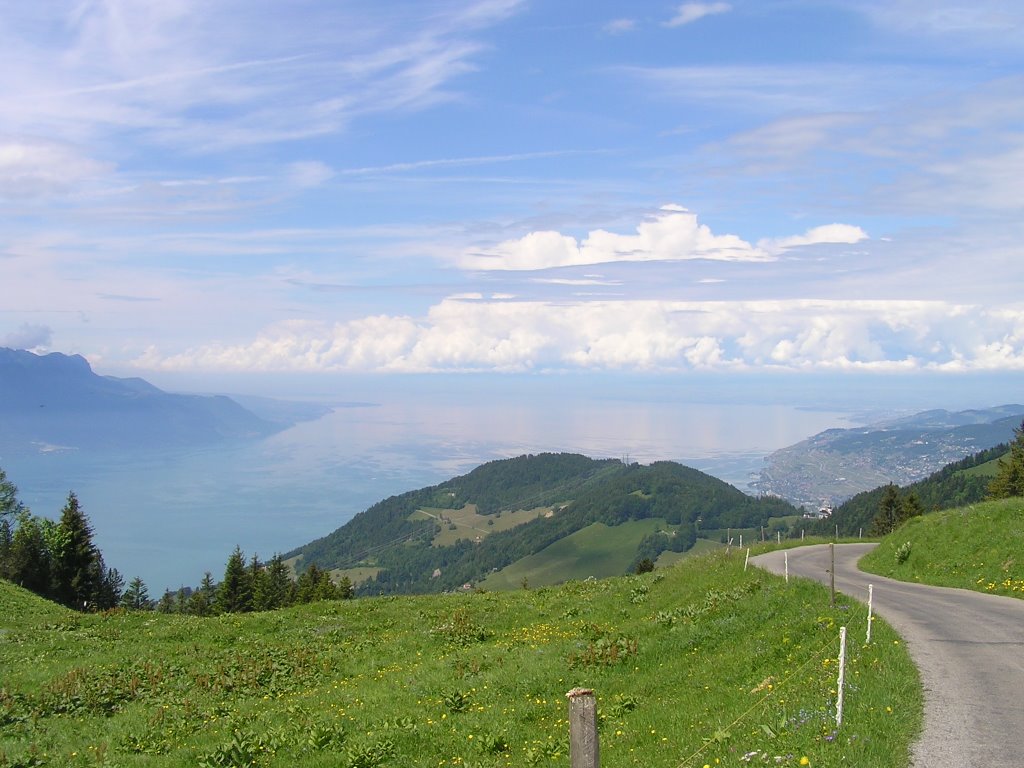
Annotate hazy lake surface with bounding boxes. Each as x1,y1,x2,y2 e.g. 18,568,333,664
1,390,856,593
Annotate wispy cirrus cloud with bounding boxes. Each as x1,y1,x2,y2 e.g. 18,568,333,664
664,2,732,27
0,0,526,170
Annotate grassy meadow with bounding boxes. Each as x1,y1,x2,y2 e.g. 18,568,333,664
412,504,555,548
480,520,668,589
859,498,1024,597
1,547,920,768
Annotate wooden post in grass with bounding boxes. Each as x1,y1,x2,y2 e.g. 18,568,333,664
567,688,599,768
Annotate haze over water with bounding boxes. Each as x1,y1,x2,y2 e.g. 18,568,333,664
2,377,864,593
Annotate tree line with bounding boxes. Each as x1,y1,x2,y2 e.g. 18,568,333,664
151,547,352,615
0,479,123,610
0,467,350,613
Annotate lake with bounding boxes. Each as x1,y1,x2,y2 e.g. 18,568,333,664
0,385,856,593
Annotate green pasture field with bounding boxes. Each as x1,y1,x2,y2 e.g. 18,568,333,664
411,504,557,547
860,498,1024,597
480,519,667,590
0,548,921,768
329,567,382,586
656,537,723,567
957,458,1001,478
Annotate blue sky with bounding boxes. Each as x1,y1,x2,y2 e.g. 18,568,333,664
3,0,1024,383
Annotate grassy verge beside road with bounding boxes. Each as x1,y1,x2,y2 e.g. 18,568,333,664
859,498,1024,598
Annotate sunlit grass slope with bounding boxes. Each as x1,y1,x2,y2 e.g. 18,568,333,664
480,519,666,589
859,498,1024,597
1,550,919,768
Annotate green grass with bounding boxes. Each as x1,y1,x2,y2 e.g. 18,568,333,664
1,550,920,768
859,498,1024,597
656,538,724,567
480,519,666,590
329,567,381,586
412,504,556,548
958,457,1002,478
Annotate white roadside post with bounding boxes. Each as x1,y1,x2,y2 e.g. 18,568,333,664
866,584,874,644
744,548,750,572
836,626,848,728
784,551,789,583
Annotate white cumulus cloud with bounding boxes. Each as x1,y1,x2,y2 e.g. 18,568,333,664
458,205,767,271
134,297,1024,374
457,206,868,271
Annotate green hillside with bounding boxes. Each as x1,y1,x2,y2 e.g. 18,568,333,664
808,442,1009,537
859,497,1024,597
0,578,73,629
286,454,800,595
0,550,920,768
480,519,667,589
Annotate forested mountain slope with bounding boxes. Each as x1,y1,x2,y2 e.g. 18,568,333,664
287,453,799,595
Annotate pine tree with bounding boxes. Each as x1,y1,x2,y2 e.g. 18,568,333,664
217,546,253,613
0,467,23,520
989,421,1024,499
870,484,902,536
263,554,294,610
6,511,52,594
122,576,151,610
249,553,271,611
51,492,102,609
337,575,354,600
898,493,923,526
188,572,217,616
156,590,177,613
94,563,124,611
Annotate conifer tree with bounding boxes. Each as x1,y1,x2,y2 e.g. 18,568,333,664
217,546,252,613
0,467,23,520
94,563,124,611
263,554,294,609
188,572,217,616
249,553,272,611
122,576,151,610
989,421,1024,499
51,492,102,609
6,511,52,594
870,484,902,536
156,590,177,613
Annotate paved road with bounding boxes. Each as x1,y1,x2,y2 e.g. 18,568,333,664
752,544,1024,768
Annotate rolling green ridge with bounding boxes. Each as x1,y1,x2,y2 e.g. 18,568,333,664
860,498,1024,597
1,547,920,768
286,454,801,595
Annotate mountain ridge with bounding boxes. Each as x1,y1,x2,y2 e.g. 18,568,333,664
0,347,281,450
752,404,1024,507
